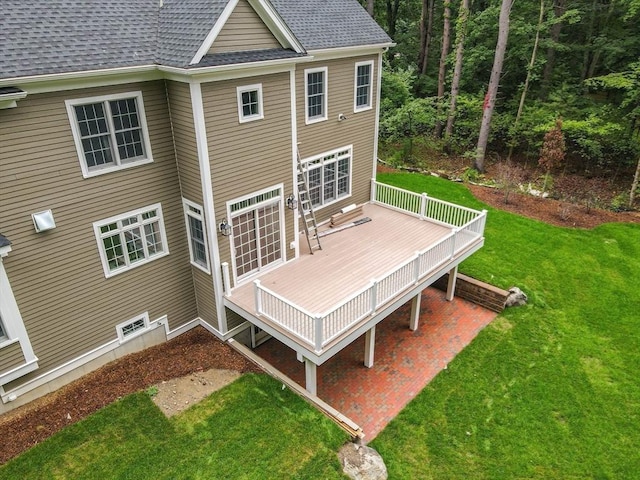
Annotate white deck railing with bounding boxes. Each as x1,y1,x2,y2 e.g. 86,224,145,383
252,182,487,353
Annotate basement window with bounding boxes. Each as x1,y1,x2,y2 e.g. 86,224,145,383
116,313,150,343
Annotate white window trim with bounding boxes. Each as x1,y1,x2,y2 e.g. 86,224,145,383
183,198,211,274
353,60,374,113
0,247,39,384
93,203,170,278
66,91,154,179
301,145,353,211
116,312,151,344
236,84,264,123
226,184,286,287
304,66,328,125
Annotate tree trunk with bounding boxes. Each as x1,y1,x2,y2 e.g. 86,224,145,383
445,0,470,140
630,156,640,208
581,0,598,82
418,0,436,74
434,0,452,138
507,0,544,161
474,0,513,172
367,0,375,17
540,0,565,99
386,0,401,38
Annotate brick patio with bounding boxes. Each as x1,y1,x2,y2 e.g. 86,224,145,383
255,287,497,441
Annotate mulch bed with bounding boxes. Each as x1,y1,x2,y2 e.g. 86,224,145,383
0,327,261,464
2,176,638,465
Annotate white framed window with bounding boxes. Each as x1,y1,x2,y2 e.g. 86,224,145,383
93,203,169,278
304,67,328,124
183,199,210,273
301,146,352,209
116,312,150,343
66,91,153,178
354,61,374,112
236,84,264,123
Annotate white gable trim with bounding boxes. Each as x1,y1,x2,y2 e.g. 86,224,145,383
189,0,305,66
190,0,239,66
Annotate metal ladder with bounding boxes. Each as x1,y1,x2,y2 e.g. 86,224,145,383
296,151,322,254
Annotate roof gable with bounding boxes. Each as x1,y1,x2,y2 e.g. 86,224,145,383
208,0,282,55
189,0,304,66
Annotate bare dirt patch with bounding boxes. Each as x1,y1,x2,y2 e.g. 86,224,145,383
152,368,241,417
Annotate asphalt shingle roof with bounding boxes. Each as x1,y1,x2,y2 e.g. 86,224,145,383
0,0,392,80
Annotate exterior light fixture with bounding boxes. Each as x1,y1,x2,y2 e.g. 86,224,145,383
286,194,298,210
218,219,232,237
32,209,56,233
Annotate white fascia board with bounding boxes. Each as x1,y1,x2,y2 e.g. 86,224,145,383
248,0,305,53
159,55,313,83
0,66,160,95
190,0,239,66
307,43,395,61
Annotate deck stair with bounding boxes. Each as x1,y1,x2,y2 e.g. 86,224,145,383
296,151,322,253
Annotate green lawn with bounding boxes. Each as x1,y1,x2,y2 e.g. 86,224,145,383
371,172,640,479
2,172,638,479
0,374,348,479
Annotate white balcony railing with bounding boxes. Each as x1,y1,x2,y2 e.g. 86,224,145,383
252,181,487,353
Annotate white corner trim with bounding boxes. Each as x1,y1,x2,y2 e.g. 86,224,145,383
189,82,228,333
289,69,300,260
190,0,240,66
372,52,383,180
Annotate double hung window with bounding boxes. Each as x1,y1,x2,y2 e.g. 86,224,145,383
93,204,169,277
183,199,210,273
354,61,374,111
66,91,153,177
301,146,352,209
305,67,328,124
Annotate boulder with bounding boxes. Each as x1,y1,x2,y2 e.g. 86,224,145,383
338,442,388,480
506,286,528,307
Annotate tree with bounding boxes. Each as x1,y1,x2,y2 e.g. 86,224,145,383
540,0,565,99
418,0,436,74
434,0,452,138
386,0,402,38
539,117,566,193
507,0,544,161
445,0,470,140
367,0,375,16
474,0,514,172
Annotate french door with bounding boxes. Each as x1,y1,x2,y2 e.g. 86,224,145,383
229,187,284,282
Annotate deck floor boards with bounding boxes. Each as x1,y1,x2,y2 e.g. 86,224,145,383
228,203,451,316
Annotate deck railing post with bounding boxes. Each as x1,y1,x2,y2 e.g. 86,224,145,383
371,178,377,203
315,315,323,352
254,280,262,315
452,229,460,257
414,251,421,283
222,262,231,296
370,279,378,314
420,193,427,220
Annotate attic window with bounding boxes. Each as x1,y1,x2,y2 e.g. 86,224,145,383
237,84,264,123
66,91,154,178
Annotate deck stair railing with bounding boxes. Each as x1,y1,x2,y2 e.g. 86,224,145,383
252,182,487,354
296,150,322,253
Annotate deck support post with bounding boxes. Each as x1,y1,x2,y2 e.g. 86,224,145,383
446,265,458,301
410,291,422,331
304,359,317,395
364,326,376,368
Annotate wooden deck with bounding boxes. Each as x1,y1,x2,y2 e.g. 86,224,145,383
225,200,484,359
